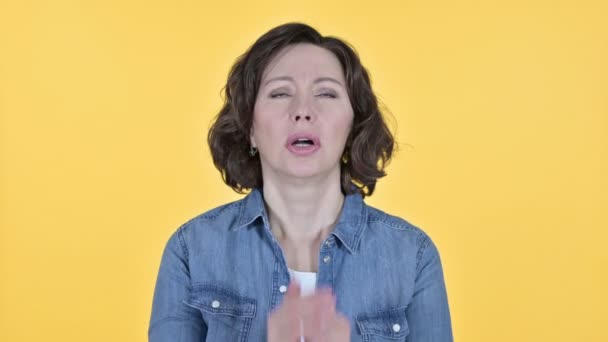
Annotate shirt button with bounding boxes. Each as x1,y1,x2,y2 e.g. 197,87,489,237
323,255,331,263
324,240,331,247
279,285,287,293
211,300,220,308
392,323,401,332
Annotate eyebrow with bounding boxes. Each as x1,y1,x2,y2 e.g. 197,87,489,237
262,76,344,87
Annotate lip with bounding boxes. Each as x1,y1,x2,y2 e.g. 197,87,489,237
285,133,321,156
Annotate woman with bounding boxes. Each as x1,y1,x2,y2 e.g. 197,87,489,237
149,22,453,341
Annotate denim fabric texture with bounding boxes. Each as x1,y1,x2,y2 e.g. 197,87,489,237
149,188,453,341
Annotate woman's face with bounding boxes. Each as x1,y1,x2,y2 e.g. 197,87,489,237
252,43,354,182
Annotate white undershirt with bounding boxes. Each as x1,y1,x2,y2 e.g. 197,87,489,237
288,268,317,296
288,268,317,342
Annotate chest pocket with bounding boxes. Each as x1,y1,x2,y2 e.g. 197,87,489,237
183,283,256,342
356,306,409,341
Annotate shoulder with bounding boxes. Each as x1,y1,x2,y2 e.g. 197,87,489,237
365,204,426,237
168,197,246,245
363,203,438,260
183,199,243,227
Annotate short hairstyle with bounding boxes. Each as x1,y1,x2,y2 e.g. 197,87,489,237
208,22,395,197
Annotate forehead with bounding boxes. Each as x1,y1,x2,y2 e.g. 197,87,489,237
261,43,345,82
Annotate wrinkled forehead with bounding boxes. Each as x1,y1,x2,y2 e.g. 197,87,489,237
260,43,346,85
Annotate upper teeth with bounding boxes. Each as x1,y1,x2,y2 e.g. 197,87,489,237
294,138,312,145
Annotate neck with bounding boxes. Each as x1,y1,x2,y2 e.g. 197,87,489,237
262,175,345,245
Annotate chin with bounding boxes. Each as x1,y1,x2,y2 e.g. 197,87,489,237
282,163,338,181
284,167,322,179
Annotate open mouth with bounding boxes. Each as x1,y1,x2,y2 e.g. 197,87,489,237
286,134,320,156
291,138,315,147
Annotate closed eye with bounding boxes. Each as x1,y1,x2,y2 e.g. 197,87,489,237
270,93,290,98
317,93,337,98
269,92,336,98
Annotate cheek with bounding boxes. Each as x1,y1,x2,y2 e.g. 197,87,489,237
252,114,284,146
334,111,354,136
324,114,353,152
334,99,354,129
253,100,284,125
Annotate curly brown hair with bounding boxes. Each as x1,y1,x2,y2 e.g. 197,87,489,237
207,22,395,197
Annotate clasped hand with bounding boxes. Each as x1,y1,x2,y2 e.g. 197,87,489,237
267,283,350,342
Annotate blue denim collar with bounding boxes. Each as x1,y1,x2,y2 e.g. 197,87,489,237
234,187,367,254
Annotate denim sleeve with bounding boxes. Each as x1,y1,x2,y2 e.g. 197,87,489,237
149,228,207,342
405,235,454,342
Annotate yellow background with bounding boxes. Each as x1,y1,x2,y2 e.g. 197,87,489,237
1,0,606,341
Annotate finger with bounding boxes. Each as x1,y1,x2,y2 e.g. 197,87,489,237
320,296,337,330
300,294,337,338
267,308,302,342
328,313,351,341
268,286,305,341
299,289,336,319
284,294,302,324
286,281,302,299
280,282,306,316
315,285,333,294
313,313,350,342
316,294,337,334
314,286,334,299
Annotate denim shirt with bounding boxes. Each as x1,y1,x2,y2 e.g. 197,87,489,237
149,188,453,341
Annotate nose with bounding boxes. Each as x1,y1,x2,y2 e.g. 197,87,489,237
289,94,315,123
292,112,312,122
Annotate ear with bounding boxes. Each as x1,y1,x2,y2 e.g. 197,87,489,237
249,131,256,148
